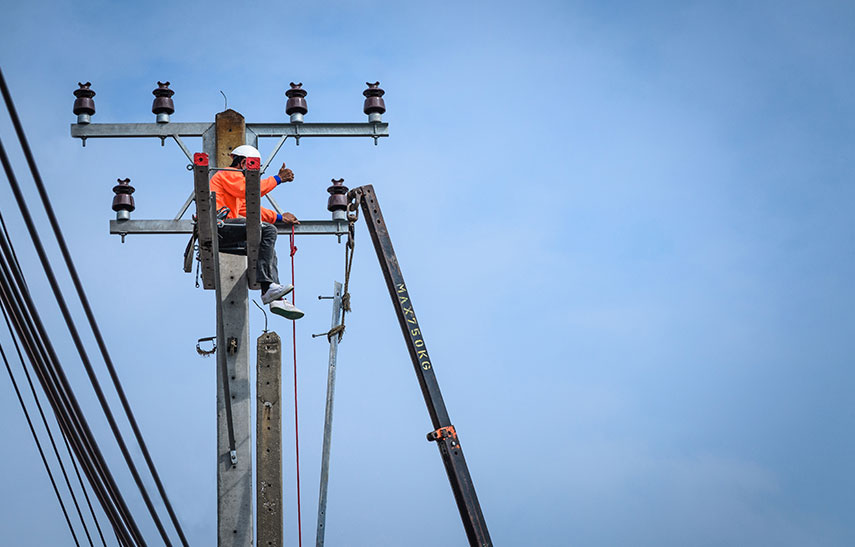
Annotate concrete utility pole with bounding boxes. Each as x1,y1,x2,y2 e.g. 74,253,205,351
72,80,388,547
257,331,283,547
213,109,254,546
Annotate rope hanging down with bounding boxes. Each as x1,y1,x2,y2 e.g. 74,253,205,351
290,225,304,547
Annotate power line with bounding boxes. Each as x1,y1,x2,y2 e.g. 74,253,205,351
0,218,138,545
0,67,188,546
1,300,108,547
1,339,83,546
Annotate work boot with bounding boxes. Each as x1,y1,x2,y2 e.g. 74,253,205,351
270,299,304,320
261,283,294,304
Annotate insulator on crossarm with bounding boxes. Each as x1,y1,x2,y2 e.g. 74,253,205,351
112,178,136,221
152,81,175,123
327,178,349,221
73,82,96,124
363,82,385,123
285,82,308,123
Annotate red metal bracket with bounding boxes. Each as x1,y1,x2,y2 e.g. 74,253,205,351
427,425,457,443
194,152,208,166
245,157,260,170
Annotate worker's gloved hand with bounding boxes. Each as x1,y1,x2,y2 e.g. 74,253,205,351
281,212,300,224
278,163,295,183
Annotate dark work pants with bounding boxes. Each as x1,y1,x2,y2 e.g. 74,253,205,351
218,219,280,285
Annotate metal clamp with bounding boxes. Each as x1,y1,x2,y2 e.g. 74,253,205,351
427,425,458,443
196,336,216,356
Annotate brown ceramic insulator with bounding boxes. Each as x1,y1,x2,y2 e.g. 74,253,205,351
285,82,308,115
151,81,175,115
112,178,136,212
327,178,349,211
362,82,386,115
73,82,96,115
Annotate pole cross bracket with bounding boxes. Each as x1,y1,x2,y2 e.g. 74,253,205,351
427,425,458,443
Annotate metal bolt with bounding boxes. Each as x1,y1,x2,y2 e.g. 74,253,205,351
151,81,175,123
73,82,96,124
112,178,136,221
285,82,308,123
363,81,386,123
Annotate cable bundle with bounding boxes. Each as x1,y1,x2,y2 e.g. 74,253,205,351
0,69,189,546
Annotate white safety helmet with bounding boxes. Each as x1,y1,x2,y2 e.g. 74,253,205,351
230,144,261,159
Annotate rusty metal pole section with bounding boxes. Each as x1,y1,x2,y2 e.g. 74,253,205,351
214,111,254,547
352,185,493,547
257,332,283,547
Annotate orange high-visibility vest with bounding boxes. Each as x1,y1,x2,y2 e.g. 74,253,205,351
210,168,280,223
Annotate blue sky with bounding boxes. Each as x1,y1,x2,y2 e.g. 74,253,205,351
1,1,853,545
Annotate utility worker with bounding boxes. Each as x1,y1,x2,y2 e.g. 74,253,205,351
210,144,304,320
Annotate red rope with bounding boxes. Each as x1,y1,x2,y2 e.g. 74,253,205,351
289,225,303,547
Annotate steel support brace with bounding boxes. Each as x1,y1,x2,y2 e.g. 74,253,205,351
351,185,492,547
244,160,261,290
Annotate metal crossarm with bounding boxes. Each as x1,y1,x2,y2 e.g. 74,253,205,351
351,184,492,547
110,219,349,236
192,153,216,290
71,122,388,141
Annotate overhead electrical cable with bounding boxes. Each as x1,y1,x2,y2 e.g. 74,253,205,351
0,340,83,547
0,266,133,546
0,229,137,546
0,84,168,546
0,68,188,547
1,306,100,547
0,210,23,286
0,143,142,546
1,302,108,547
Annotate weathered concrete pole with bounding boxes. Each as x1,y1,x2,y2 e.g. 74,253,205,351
257,332,283,547
214,109,254,547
